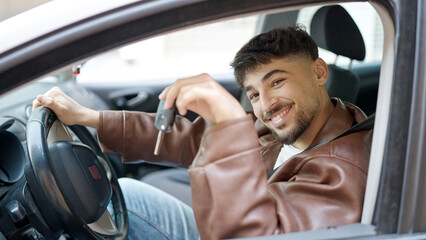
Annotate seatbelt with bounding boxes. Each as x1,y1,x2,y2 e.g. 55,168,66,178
267,113,375,179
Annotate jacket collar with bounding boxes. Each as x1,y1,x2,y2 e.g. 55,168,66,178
306,98,354,149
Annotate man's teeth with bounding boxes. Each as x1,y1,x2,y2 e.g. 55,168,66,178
271,108,290,122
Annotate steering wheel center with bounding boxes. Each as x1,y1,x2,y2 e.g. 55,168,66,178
25,107,128,239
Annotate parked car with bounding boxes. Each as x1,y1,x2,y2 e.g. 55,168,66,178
0,0,424,239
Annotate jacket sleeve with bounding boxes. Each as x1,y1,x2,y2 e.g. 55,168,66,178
188,115,369,239
97,110,209,167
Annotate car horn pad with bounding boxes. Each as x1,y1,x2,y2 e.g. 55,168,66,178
25,107,128,239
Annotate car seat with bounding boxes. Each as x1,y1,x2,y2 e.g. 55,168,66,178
310,5,366,103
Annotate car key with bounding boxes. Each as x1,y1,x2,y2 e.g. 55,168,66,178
154,100,177,155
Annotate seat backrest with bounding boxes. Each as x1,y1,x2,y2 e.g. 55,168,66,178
310,5,366,103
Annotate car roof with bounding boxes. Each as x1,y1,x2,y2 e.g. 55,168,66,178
0,0,139,55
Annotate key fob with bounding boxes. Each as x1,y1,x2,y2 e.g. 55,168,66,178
154,100,176,133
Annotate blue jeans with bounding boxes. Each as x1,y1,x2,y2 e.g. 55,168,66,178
117,178,200,240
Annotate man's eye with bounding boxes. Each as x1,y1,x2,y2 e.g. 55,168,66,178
273,79,285,87
249,93,259,100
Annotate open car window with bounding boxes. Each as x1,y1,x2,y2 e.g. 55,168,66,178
77,2,383,86
77,15,258,85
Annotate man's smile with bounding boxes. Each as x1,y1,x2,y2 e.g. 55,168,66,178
263,104,293,127
270,106,291,125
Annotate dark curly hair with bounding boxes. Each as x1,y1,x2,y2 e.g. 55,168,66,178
230,25,318,88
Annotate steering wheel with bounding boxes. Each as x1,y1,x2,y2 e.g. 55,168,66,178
25,107,128,239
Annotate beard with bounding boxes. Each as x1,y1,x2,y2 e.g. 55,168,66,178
265,102,319,145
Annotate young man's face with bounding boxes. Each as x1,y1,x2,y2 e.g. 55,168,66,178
244,56,324,145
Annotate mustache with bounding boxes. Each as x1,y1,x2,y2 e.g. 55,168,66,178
263,102,293,122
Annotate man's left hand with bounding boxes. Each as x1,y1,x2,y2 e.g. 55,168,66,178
159,73,246,124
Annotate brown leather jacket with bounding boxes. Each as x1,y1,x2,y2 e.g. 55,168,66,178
98,98,372,240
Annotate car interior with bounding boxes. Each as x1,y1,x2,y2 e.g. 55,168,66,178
1,0,410,239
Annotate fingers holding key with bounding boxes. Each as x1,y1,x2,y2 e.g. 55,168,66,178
160,74,246,124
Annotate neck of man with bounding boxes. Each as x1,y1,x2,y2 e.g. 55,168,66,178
292,94,334,150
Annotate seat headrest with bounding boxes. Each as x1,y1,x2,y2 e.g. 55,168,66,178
310,5,365,61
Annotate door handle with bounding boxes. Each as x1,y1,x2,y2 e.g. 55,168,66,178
112,91,149,108
125,92,149,107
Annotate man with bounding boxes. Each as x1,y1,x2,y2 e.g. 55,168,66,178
33,26,372,239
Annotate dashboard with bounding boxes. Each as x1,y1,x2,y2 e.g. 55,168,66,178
0,118,26,196
0,118,26,176
0,111,55,239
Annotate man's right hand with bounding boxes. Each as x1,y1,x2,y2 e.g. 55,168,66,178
32,87,99,129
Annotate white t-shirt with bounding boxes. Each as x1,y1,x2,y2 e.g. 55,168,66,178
273,144,303,170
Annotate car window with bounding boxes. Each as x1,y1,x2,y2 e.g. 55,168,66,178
297,2,383,67
78,15,258,84
78,2,382,85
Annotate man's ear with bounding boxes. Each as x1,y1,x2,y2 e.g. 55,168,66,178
314,58,328,86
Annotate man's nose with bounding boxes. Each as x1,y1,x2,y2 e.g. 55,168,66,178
260,92,278,113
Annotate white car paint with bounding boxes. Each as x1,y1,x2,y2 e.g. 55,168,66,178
0,0,139,55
